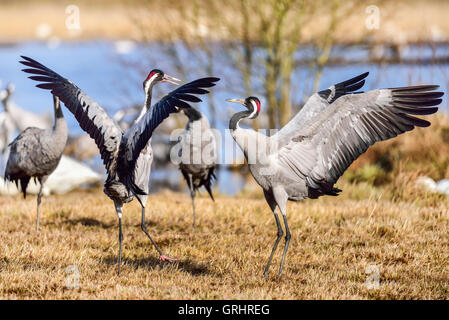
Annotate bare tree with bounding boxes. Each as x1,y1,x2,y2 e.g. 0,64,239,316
127,0,365,131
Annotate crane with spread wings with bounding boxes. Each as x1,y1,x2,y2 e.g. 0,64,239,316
21,56,219,274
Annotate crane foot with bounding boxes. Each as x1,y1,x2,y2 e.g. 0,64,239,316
159,255,178,262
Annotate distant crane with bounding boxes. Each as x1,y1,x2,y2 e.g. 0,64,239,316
64,134,99,163
0,111,14,155
113,105,141,131
21,56,219,274
0,83,15,154
226,72,443,278
5,94,68,232
0,84,16,155
178,108,217,229
0,82,52,131
0,81,100,163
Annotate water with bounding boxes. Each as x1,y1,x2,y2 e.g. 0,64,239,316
0,40,448,194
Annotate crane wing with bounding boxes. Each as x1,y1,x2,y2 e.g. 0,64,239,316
119,77,219,194
272,72,369,148
20,56,122,173
275,85,443,196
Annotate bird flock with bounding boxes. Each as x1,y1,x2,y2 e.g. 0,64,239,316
0,55,443,279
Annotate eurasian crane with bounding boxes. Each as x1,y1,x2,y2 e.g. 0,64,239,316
178,108,217,229
20,56,219,274
4,94,67,232
226,72,443,278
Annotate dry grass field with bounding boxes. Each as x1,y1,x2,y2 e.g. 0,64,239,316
0,184,448,299
1,0,449,43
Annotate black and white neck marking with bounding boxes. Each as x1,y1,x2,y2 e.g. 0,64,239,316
143,70,163,109
136,70,164,123
53,95,64,120
228,96,261,130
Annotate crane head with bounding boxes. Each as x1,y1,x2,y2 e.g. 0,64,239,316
0,82,15,103
226,96,261,119
143,69,181,91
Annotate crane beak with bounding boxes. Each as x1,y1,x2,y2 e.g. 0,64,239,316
226,98,246,105
162,74,181,86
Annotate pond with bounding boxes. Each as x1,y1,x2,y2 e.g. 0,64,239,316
0,40,447,194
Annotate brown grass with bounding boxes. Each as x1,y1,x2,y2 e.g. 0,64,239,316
1,0,449,43
0,185,448,299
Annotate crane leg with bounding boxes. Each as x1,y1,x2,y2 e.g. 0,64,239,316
114,200,124,275
188,174,196,230
36,179,44,232
278,214,291,279
263,210,283,276
138,200,178,263
272,187,290,279
262,190,283,276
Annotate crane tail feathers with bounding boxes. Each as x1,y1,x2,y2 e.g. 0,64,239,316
204,167,216,201
20,177,30,199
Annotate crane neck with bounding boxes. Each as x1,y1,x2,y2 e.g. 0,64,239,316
136,80,157,123
144,81,155,111
229,110,252,131
1,91,11,111
53,95,64,118
53,96,66,128
52,96,68,147
184,108,202,122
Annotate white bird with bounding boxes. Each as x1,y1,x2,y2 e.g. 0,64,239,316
416,176,449,194
0,155,101,196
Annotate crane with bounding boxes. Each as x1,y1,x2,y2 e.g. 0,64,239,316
226,72,443,278
0,82,53,131
20,56,219,274
0,83,15,155
120,68,180,250
1,81,102,164
178,108,217,229
4,94,68,232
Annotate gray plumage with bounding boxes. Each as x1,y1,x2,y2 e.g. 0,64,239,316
4,94,68,231
179,107,217,229
227,72,443,278
20,56,219,274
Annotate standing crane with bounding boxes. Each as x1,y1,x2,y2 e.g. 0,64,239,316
4,94,68,232
20,56,219,274
0,82,98,164
226,72,443,278
0,83,15,154
178,108,217,230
